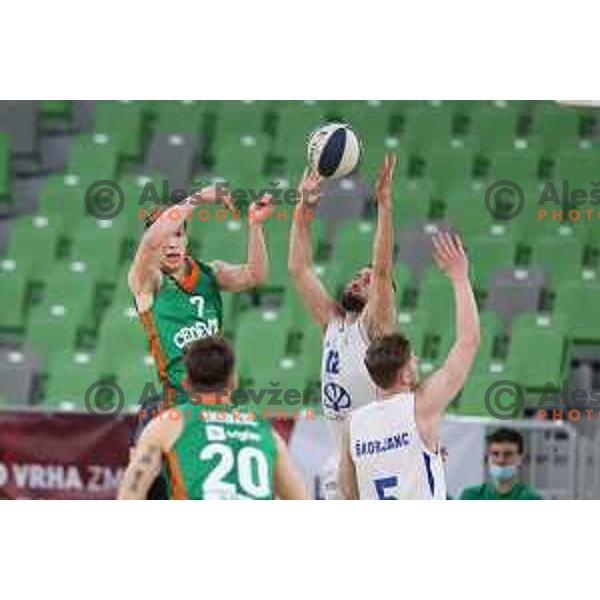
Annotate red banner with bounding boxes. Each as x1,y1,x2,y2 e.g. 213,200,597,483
0,411,132,500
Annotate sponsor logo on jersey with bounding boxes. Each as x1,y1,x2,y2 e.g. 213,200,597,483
354,432,410,458
322,382,352,417
174,318,220,350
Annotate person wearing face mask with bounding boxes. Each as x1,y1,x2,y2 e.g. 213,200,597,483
460,428,543,500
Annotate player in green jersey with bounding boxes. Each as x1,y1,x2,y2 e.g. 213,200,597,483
118,336,308,500
128,185,272,404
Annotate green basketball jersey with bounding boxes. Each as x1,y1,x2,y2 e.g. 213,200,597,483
165,403,277,500
139,258,223,399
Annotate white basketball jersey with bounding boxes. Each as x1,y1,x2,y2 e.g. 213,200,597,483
321,316,379,429
349,393,447,500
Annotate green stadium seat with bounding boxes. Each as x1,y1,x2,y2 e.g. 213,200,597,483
117,171,170,235
5,215,59,281
506,312,567,389
556,150,598,194
432,309,503,364
249,356,314,412
444,191,497,237
44,351,100,407
334,101,394,169
530,105,581,155
94,100,146,159
115,354,160,410
0,258,28,330
69,218,125,284
487,149,540,189
95,303,149,375
458,372,523,418
331,219,376,282
235,308,290,383
273,101,327,182
213,134,270,193
468,230,516,291
38,174,88,234
402,104,456,156
395,311,427,361
41,260,97,328
40,100,72,119
415,267,455,332
530,234,584,286
25,302,79,369
392,179,433,228
297,321,323,385
394,261,416,311
196,218,248,265
468,105,523,155
426,147,475,199
0,132,11,201
214,101,268,139
67,133,120,184
154,100,204,133
554,272,600,343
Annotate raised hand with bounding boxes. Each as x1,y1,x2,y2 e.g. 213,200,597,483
374,153,396,210
248,194,274,224
296,168,322,208
191,184,235,212
432,231,469,281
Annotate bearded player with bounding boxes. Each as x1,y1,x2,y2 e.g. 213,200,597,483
118,336,308,500
339,232,480,500
288,155,397,498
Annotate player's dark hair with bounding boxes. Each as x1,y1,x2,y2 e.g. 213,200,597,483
364,333,412,390
184,336,235,393
486,428,525,455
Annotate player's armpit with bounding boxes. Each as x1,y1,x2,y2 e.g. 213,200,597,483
117,437,163,500
338,419,359,500
273,433,309,500
127,236,161,304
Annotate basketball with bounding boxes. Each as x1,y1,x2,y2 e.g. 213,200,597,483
307,122,362,179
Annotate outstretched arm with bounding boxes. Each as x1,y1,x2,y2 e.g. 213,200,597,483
117,427,163,500
417,232,480,422
363,154,397,340
273,432,309,500
338,418,359,500
288,169,338,328
128,185,232,302
212,197,271,291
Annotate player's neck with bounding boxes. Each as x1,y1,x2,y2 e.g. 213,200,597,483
379,384,412,400
494,478,517,495
188,390,230,405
